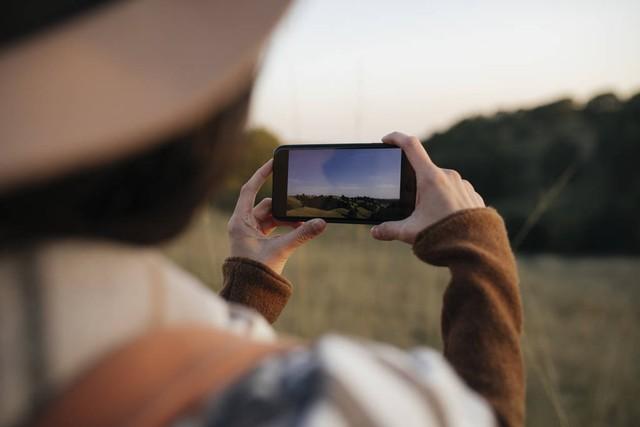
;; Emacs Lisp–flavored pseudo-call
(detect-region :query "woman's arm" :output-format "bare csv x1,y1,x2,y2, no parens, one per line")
221,159,326,323
372,132,524,427
413,208,524,427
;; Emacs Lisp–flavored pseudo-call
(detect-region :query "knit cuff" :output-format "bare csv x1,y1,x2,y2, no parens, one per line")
412,208,509,266
220,257,292,324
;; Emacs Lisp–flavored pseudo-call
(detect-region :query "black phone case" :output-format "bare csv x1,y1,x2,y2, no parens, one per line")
271,143,416,225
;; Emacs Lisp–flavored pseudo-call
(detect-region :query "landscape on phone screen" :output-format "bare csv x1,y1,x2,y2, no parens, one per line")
286,148,403,220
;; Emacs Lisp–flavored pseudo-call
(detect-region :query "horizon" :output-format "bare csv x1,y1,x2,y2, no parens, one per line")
249,0,640,143
290,193,399,201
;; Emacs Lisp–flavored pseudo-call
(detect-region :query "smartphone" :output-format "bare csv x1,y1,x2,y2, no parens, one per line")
272,143,416,224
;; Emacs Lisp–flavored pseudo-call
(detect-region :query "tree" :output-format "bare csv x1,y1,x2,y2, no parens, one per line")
212,128,281,210
423,91,640,253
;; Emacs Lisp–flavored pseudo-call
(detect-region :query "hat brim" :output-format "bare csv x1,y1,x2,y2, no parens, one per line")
0,0,291,192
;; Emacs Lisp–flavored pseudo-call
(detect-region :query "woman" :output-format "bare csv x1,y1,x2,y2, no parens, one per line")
0,0,524,426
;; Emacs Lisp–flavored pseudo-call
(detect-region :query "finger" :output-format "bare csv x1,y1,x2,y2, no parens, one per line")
382,132,436,179
370,220,403,241
461,179,475,199
252,198,303,234
252,197,273,222
474,192,485,207
234,159,273,215
460,179,483,206
253,198,302,227
442,168,462,181
260,217,302,235
276,218,326,251
257,216,278,235
462,181,477,205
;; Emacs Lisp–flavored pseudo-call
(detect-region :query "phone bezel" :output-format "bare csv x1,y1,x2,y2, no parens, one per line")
272,143,416,225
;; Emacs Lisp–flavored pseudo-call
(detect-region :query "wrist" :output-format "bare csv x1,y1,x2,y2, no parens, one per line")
228,246,286,276
221,257,292,323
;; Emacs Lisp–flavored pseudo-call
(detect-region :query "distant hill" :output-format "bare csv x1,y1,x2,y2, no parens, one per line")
424,92,640,253
287,194,404,221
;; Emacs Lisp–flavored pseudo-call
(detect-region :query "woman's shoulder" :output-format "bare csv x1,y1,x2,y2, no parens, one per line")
1,239,275,408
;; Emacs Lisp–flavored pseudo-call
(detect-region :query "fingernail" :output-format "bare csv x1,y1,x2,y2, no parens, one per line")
370,226,378,237
310,218,324,232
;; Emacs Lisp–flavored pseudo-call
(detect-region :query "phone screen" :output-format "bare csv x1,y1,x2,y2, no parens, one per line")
273,145,414,223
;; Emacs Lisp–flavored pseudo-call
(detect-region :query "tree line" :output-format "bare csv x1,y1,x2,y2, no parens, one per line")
214,92,640,254
426,92,640,253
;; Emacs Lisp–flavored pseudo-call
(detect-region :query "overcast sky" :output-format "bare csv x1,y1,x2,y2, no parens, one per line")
249,0,640,143
288,148,402,198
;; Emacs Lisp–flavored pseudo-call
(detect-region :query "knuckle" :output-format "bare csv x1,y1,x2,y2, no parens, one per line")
394,134,418,148
242,181,257,193
227,215,248,235
397,137,412,147
295,234,309,244
443,168,461,180
407,135,421,146
425,170,447,186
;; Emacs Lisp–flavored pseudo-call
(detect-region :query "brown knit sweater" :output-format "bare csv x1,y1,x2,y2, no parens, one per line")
221,208,524,427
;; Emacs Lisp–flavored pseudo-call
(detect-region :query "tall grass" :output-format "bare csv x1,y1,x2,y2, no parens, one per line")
165,208,640,427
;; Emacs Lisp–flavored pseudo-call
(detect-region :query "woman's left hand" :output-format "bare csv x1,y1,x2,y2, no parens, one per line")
227,159,327,275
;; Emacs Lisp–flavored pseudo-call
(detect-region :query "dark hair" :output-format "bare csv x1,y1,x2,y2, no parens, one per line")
0,88,251,249
2,0,119,48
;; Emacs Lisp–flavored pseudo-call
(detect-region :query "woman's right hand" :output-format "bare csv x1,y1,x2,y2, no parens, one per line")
227,159,327,275
370,131,485,245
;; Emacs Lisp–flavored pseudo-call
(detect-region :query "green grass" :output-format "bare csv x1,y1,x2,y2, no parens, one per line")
165,208,640,427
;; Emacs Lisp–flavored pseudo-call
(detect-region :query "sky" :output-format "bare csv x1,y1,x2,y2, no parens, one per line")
249,0,640,143
287,148,402,199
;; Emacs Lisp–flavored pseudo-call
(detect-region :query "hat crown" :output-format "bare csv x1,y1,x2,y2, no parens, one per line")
0,0,291,192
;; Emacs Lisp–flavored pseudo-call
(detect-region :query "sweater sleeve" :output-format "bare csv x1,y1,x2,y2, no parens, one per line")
412,208,525,427
220,257,292,324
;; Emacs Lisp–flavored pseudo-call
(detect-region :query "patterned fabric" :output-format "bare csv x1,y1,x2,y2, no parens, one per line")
176,335,495,427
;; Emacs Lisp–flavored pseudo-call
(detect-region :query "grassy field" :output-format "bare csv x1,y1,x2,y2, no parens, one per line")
165,208,640,427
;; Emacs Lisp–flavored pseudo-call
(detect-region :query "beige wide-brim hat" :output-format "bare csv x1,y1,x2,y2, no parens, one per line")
0,0,291,193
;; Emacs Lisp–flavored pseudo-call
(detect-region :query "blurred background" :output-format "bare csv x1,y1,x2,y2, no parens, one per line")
166,0,640,426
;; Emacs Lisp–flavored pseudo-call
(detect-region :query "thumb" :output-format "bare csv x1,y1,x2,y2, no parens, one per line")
370,221,403,241
278,218,327,252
